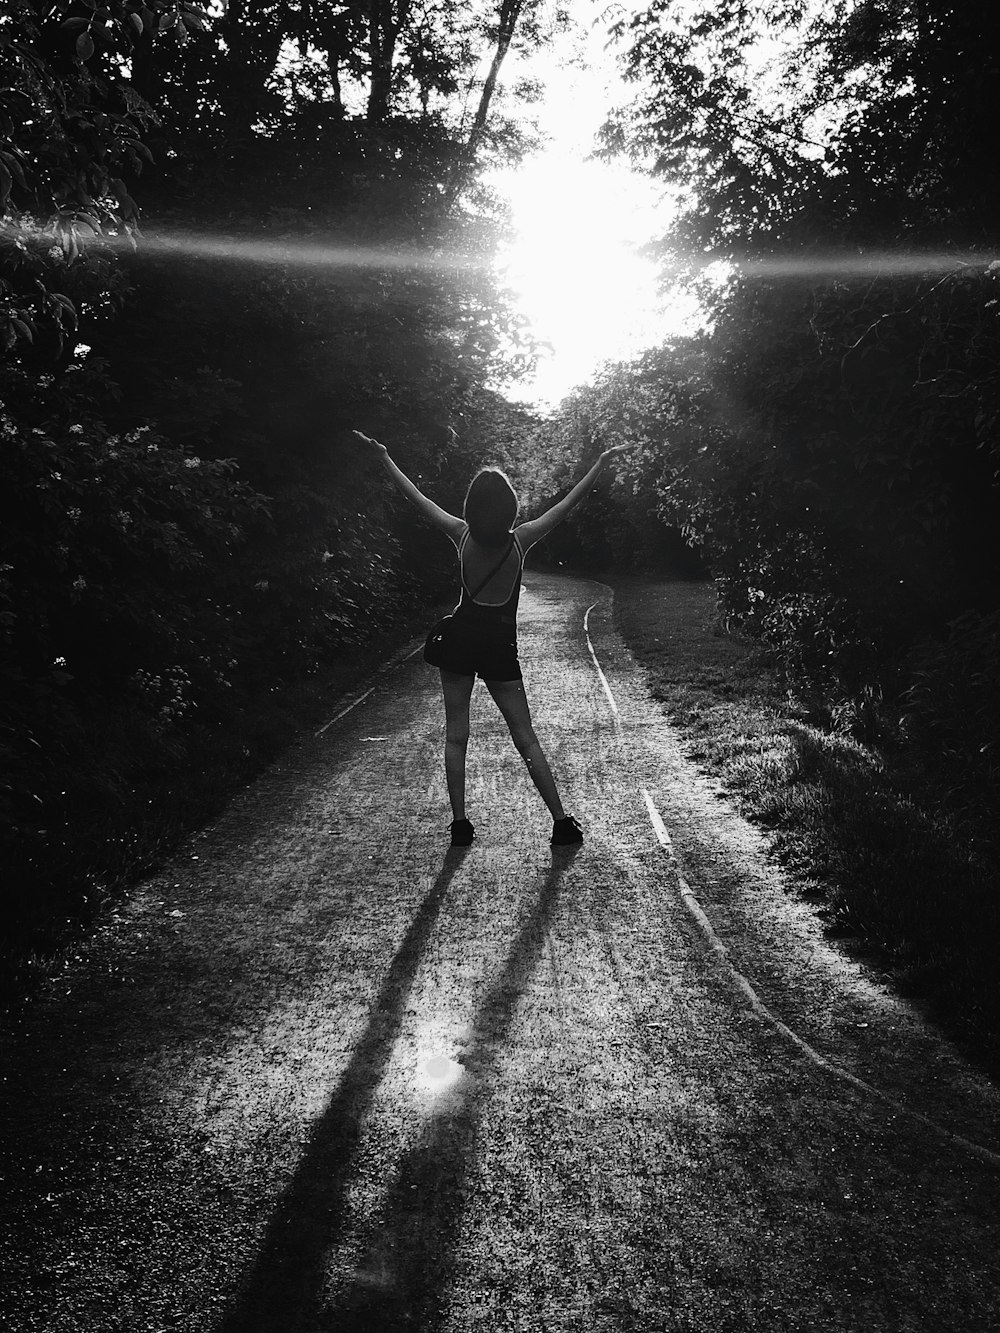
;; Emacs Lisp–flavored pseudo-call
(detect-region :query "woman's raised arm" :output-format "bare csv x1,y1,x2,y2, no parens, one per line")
352,431,465,541
516,443,636,550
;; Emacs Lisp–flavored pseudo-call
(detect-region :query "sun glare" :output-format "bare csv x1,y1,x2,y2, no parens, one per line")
414,1050,465,1097
490,3,695,407
496,154,688,406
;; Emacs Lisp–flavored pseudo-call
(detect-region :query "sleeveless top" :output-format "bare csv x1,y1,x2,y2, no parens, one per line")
453,526,524,626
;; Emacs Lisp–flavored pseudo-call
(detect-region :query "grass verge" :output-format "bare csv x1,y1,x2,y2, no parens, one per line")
610,574,1000,1074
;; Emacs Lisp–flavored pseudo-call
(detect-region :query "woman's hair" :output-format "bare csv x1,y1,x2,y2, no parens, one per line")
463,468,519,546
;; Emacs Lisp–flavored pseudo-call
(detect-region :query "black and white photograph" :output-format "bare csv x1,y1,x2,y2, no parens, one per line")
2,0,1000,1328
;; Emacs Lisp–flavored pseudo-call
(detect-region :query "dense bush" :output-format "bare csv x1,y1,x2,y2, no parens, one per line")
901,610,1000,802
0,356,252,939
520,356,709,575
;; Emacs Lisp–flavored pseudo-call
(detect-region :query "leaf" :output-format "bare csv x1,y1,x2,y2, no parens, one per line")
76,212,103,233
0,151,28,188
50,293,79,327
58,228,79,262
175,1,208,32
76,30,95,61
60,16,91,29
128,11,143,35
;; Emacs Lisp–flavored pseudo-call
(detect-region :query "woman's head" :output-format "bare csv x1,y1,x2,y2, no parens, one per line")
464,468,519,546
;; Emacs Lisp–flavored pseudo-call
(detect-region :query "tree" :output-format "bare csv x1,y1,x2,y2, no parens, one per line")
603,0,1000,259
121,0,560,207
1,0,210,355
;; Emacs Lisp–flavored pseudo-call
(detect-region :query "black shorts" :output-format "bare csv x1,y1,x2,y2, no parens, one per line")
433,614,522,681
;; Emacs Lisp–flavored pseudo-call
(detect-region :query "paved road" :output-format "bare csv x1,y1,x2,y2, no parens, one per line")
3,572,1000,1332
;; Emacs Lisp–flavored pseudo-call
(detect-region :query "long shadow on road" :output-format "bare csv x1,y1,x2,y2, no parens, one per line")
218,846,578,1332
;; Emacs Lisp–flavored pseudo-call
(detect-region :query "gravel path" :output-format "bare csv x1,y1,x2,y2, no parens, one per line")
3,572,1000,1332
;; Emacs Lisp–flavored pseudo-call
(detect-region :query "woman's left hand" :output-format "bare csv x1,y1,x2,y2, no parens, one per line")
351,430,388,455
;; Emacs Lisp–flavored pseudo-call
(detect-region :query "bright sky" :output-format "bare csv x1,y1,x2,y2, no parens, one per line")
490,3,698,408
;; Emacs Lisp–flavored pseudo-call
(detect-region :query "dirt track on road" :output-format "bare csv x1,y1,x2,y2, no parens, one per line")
3,571,1000,1332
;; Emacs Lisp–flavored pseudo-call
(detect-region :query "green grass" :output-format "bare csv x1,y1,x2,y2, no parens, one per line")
611,574,1000,1072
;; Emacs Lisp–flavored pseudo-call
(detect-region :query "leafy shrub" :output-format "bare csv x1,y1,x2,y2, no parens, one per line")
901,610,1000,796
0,360,267,862
541,261,1000,742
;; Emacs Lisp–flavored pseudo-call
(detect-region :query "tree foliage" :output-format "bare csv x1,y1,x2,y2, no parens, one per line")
582,0,1000,785
603,0,1000,258
0,0,212,352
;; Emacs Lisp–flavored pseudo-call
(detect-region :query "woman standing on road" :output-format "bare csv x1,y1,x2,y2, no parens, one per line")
352,430,632,848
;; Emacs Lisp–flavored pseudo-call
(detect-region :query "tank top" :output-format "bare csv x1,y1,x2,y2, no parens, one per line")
454,527,524,625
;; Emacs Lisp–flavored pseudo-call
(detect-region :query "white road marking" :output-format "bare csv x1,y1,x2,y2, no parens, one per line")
583,602,619,718
315,689,374,735
585,591,1000,1170
314,640,424,737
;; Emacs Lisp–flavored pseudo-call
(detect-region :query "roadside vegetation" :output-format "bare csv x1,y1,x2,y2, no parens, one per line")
1,0,558,995
611,575,1000,1071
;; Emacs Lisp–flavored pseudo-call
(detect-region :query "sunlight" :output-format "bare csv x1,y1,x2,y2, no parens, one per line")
495,154,693,406
488,2,695,406
413,1051,465,1096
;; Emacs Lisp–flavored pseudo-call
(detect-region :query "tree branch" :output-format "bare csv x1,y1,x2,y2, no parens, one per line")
442,0,524,208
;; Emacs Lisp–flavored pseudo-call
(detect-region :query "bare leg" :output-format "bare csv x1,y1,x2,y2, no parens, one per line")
440,670,475,820
484,678,566,820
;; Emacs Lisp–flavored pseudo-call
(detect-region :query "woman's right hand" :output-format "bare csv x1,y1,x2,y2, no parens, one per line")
351,429,388,455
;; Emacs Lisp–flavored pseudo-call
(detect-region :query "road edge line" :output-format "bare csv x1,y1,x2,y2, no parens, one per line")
314,640,424,737
584,601,619,718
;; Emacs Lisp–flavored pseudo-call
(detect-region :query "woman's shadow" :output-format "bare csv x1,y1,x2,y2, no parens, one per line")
218,844,579,1332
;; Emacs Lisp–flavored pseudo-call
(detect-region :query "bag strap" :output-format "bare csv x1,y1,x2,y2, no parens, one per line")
466,535,516,600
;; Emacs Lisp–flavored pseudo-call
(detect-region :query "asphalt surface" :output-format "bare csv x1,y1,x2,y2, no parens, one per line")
3,571,1000,1333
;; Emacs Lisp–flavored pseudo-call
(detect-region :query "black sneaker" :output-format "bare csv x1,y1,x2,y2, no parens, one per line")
551,815,583,846
450,818,475,846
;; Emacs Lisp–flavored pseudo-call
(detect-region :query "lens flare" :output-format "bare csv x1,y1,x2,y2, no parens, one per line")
141,229,491,272
0,219,489,273
4,218,992,284
675,251,997,281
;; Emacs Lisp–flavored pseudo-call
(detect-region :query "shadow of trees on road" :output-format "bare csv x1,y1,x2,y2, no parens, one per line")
218,846,577,1332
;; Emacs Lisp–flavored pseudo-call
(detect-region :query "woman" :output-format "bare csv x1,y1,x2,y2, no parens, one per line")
352,430,633,847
